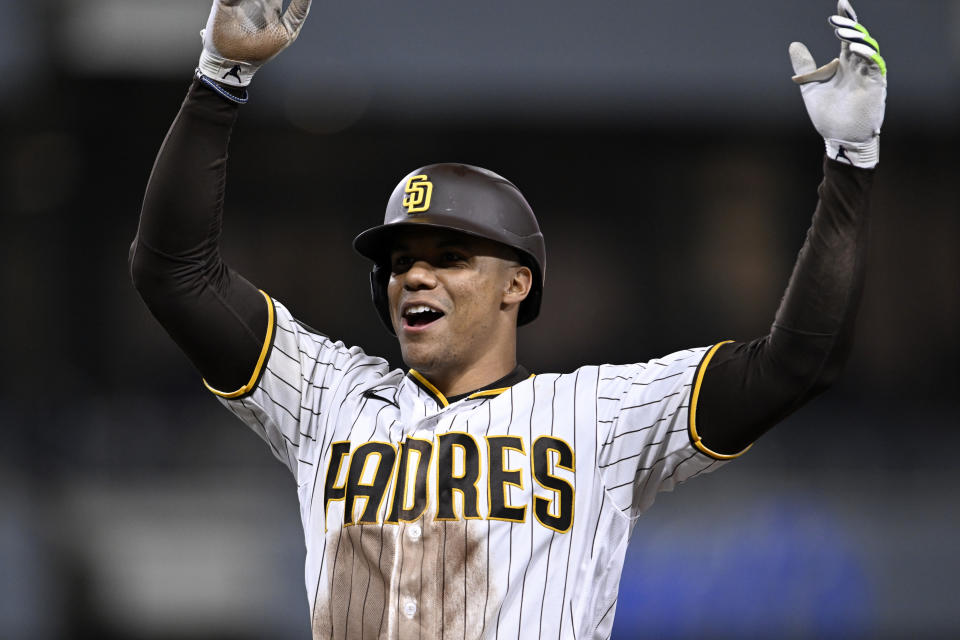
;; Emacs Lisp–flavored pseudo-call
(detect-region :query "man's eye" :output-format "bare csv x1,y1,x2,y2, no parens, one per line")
443,252,465,262
391,256,412,270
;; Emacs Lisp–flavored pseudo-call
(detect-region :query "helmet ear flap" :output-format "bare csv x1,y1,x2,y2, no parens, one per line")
370,265,395,335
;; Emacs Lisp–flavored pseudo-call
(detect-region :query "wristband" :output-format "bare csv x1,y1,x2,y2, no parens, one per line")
195,68,249,105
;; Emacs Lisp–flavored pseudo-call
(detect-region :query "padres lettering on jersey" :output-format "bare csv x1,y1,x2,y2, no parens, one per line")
322,434,575,532
212,296,747,640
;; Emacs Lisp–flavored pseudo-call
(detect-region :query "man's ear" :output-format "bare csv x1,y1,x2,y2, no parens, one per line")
503,264,533,305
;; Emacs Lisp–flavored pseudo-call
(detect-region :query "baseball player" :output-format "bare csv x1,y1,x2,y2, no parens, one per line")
130,0,886,638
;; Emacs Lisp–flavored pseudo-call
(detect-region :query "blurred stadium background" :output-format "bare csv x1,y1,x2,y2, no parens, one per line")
1,0,958,638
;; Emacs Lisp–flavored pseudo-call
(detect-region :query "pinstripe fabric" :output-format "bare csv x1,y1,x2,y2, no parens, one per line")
216,298,730,640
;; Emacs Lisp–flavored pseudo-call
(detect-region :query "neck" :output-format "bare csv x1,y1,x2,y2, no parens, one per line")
418,340,517,398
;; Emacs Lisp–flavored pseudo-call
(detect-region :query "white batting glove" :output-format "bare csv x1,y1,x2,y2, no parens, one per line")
789,0,887,168
198,0,312,88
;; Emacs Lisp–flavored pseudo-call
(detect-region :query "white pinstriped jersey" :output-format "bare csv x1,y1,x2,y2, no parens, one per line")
211,295,739,640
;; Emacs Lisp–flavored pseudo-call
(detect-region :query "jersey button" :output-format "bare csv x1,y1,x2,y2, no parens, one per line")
403,600,417,618
408,525,422,541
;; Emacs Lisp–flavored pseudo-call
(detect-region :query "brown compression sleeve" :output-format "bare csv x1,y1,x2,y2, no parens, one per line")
695,158,874,456
130,78,269,393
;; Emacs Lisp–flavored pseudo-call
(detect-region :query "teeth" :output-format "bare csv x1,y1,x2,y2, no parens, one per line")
406,304,438,315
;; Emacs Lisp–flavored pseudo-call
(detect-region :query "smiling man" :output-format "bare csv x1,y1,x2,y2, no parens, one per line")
385,226,530,395
131,1,887,638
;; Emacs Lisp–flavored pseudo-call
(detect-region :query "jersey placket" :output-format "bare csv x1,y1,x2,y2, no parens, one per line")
392,378,456,638
394,518,426,638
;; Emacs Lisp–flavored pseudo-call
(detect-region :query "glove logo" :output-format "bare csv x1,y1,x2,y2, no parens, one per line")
403,175,433,214
222,65,243,83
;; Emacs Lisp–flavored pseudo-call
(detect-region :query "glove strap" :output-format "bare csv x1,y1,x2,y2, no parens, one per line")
196,69,249,105
825,136,879,169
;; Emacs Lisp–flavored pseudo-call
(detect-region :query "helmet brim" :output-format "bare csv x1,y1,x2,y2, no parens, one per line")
353,214,537,266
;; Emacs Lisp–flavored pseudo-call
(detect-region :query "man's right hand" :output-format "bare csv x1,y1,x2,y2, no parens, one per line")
198,0,313,87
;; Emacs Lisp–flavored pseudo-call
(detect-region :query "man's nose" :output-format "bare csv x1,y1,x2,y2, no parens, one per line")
403,260,438,290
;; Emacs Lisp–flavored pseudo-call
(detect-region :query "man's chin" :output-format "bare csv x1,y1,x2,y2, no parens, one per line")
399,341,442,373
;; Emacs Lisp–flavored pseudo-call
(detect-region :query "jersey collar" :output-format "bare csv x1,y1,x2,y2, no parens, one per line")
406,365,532,408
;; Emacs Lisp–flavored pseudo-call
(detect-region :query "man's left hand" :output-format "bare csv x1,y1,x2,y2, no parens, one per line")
790,0,887,168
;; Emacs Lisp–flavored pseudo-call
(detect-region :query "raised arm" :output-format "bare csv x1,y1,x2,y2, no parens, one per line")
130,0,311,393
693,0,887,456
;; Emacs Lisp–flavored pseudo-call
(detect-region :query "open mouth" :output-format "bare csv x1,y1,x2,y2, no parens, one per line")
402,304,445,329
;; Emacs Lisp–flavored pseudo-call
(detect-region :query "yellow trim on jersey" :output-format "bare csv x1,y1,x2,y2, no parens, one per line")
689,340,753,460
467,388,510,399
408,369,450,407
203,290,275,399
467,374,536,399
